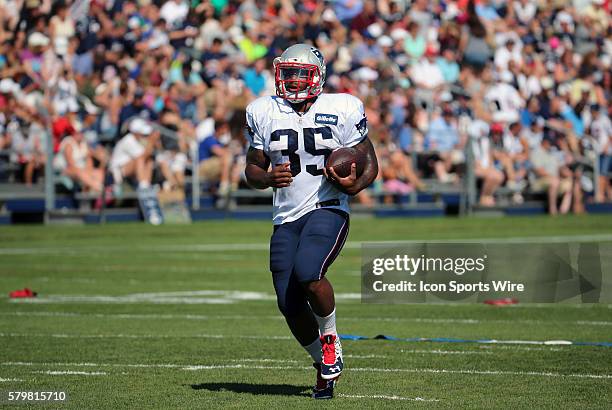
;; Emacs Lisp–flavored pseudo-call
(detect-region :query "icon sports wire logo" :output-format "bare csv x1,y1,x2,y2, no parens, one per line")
315,113,338,125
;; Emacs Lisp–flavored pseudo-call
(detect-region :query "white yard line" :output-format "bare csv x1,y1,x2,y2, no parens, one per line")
182,365,612,379
229,359,299,363
1,311,609,328
0,332,292,340
3,362,610,380
401,349,493,355
0,377,24,382
344,354,388,359
338,394,439,402
1,233,612,255
6,291,360,304
0,311,284,320
33,370,106,376
478,346,563,352
3,362,186,369
0,332,608,347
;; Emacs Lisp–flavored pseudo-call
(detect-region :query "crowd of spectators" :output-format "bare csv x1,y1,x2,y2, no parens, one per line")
0,0,610,214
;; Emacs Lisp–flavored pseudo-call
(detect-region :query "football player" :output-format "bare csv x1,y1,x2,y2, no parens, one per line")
244,44,378,399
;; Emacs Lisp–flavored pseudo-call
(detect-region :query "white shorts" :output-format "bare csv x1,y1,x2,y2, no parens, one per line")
156,151,188,173
109,134,145,170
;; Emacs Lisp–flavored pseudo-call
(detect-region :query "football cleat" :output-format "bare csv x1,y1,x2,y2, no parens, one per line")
320,334,343,380
312,363,339,399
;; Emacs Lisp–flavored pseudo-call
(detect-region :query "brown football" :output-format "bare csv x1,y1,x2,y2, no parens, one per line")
326,147,366,178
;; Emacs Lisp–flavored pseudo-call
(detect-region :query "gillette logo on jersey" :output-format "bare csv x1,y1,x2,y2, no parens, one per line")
315,114,339,126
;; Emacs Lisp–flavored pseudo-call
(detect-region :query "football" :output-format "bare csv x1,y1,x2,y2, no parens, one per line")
326,147,366,178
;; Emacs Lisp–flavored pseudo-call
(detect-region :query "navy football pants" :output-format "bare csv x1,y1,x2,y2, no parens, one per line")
269,208,350,317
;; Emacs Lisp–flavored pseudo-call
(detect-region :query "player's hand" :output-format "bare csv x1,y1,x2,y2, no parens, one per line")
324,163,358,194
267,163,293,188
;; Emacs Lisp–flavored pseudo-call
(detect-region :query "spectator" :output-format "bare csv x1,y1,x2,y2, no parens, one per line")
460,0,493,71
513,0,537,26
156,110,188,192
0,0,605,215
10,118,46,186
109,118,158,195
494,38,521,72
529,136,574,215
160,0,189,30
243,59,271,98
333,0,364,26
437,48,460,84
470,120,504,206
501,122,529,202
116,88,158,140
425,106,463,183
197,119,233,201
410,45,445,109
485,71,524,123
403,21,426,63
53,128,103,193
590,104,612,202
49,1,75,51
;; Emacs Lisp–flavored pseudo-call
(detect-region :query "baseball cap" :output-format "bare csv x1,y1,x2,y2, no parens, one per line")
425,45,438,57
377,36,393,48
0,78,18,94
28,32,49,47
490,123,504,133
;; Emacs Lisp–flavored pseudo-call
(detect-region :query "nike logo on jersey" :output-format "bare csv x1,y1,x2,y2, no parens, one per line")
315,113,338,126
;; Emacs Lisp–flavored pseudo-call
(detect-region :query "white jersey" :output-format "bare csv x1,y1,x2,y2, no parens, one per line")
246,93,368,225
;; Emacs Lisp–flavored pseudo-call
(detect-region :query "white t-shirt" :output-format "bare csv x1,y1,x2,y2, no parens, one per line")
591,115,612,155
410,60,445,90
54,136,88,171
503,132,524,155
246,93,368,225
160,0,189,29
485,83,524,123
110,133,145,170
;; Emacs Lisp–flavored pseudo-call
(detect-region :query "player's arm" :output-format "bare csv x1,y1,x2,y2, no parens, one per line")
245,147,293,189
326,137,378,196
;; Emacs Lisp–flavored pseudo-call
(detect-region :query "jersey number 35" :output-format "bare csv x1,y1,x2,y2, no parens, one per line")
271,126,332,177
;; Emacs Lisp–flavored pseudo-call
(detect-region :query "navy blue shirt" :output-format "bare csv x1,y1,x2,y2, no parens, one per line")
198,135,221,162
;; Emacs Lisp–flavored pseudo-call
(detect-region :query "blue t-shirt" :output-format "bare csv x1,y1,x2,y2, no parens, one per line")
243,68,266,96
198,135,221,161
425,118,459,152
476,5,500,21
436,57,459,83
398,126,413,152
334,0,363,22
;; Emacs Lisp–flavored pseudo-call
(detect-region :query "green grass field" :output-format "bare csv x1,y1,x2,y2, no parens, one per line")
1,215,611,408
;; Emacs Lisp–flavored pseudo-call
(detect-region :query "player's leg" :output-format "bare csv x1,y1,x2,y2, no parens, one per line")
269,221,321,362
294,208,350,381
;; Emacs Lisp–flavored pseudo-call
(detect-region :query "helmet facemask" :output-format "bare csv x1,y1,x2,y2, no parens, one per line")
274,60,322,103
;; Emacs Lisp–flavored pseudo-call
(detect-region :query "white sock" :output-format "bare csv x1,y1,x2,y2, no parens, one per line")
303,337,322,363
314,308,337,336
111,167,123,185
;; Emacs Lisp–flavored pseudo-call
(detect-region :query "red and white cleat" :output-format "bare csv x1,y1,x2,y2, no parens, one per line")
319,334,343,380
